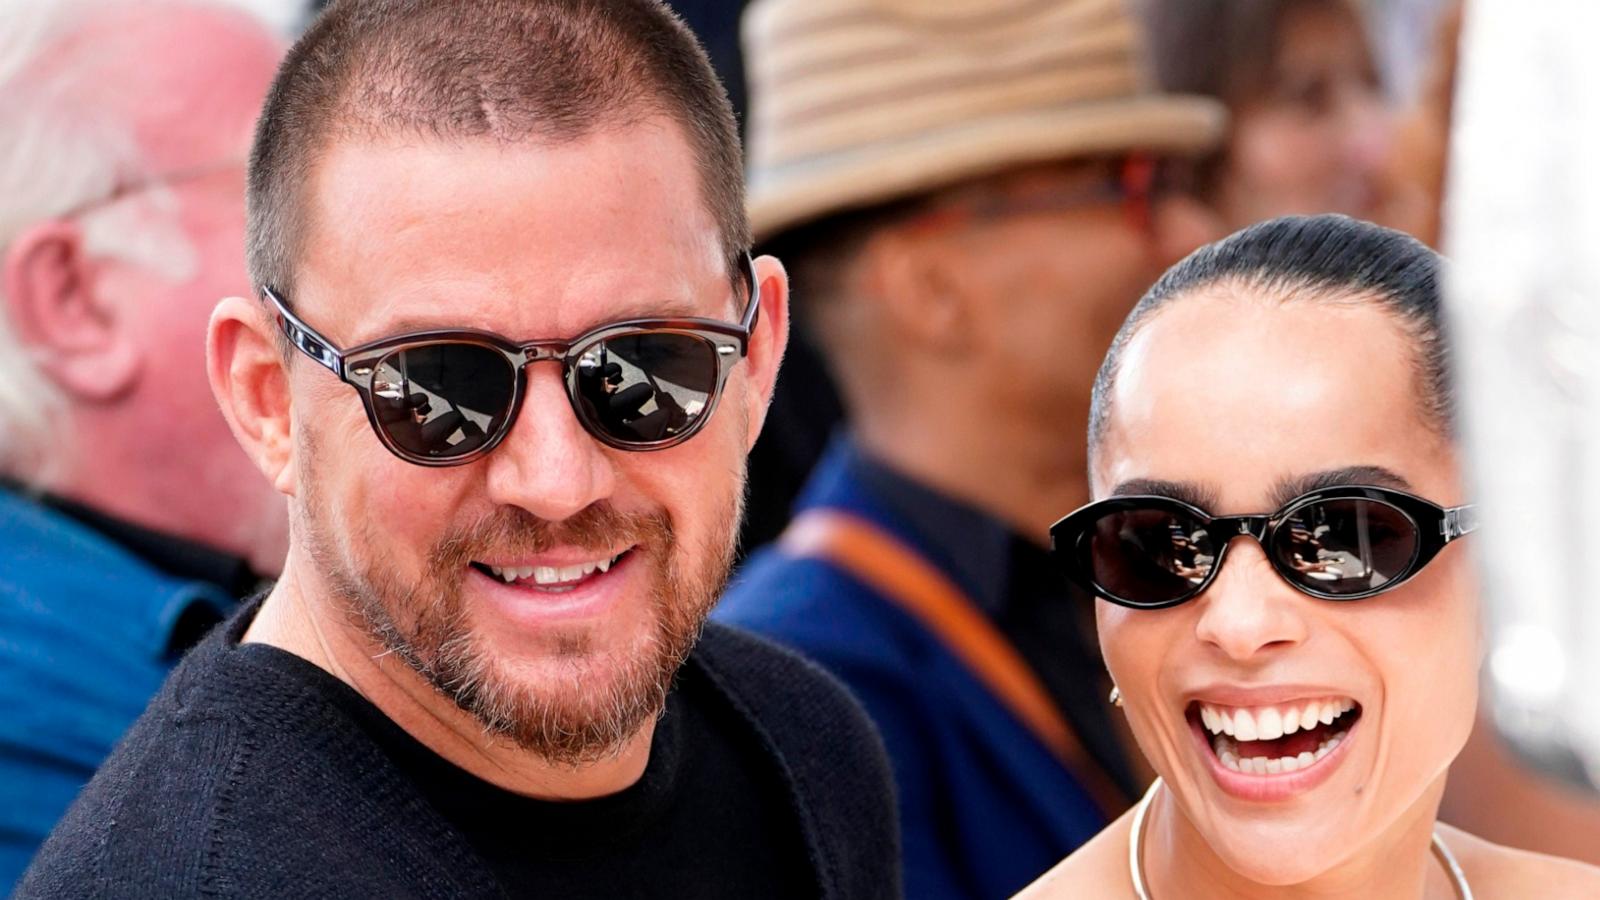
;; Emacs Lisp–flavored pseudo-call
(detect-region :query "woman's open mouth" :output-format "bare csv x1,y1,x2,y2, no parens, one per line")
1186,697,1362,799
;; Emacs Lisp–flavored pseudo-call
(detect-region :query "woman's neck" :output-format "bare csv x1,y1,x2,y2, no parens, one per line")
1142,779,1463,900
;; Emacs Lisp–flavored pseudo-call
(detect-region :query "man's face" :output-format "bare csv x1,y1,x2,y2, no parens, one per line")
85,9,287,568
285,123,763,763
925,161,1219,425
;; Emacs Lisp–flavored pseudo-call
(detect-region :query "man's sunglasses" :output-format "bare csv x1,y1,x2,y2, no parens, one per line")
261,254,760,466
1049,486,1477,610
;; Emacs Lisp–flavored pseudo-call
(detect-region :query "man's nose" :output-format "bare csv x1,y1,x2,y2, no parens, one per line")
1192,539,1311,663
482,365,616,522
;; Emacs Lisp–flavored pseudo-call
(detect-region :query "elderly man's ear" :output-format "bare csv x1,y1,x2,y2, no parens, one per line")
208,295,297,496
3,221,142,401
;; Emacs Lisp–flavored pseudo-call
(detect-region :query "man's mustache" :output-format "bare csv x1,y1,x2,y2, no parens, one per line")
429,503,674,569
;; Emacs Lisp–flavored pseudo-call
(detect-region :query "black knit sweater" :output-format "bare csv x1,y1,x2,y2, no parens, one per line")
17,603,901,898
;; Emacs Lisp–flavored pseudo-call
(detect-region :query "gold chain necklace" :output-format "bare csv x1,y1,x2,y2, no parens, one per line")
1127,779,1474,900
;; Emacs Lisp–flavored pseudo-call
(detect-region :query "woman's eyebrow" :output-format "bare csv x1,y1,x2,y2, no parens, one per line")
1109,478,1219,510
1271,465,1414,507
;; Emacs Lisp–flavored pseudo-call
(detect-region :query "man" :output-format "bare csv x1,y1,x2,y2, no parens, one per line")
0,0,287,889
715,0,1227,897
18,1,897,897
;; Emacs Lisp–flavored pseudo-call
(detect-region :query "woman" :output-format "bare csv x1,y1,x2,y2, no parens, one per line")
1019,215,1600,898
1139,0,1417,231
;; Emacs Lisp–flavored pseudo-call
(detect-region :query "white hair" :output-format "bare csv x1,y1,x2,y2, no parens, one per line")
0,0,205,482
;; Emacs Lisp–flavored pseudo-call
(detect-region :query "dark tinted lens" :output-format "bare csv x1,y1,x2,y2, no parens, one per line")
1272,498,1419,596
573,332,719,445
367,343,515,459
1086,506,1217,605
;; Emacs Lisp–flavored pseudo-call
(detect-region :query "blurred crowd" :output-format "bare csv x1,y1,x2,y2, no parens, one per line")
0,0,1593,897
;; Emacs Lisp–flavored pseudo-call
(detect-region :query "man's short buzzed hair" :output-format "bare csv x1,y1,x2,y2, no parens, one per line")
247,0,748,298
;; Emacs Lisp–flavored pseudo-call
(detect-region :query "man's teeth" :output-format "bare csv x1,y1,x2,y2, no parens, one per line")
1213,730,1345,775
487,557,614,585
1198,697,1355,741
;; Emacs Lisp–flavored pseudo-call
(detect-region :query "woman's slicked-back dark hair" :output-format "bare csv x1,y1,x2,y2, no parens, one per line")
1088,214,1449,456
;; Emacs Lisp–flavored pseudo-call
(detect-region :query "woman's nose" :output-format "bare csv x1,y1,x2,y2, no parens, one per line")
1192,538,1312,662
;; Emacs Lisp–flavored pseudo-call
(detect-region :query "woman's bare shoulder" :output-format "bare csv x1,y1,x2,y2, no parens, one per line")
1438,823,1600,898
1012,809,1136,899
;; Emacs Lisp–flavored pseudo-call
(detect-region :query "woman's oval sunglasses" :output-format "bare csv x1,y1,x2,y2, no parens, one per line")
1049,486,1477,609
261,254,760,466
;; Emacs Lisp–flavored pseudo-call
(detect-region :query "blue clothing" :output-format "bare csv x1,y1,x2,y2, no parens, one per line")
716,438,1130,900
0,489,235,894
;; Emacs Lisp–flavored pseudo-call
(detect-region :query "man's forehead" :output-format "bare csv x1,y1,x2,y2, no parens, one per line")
292,128,729,342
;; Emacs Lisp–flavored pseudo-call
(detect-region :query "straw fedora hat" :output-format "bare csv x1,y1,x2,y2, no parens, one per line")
743,0,1228,242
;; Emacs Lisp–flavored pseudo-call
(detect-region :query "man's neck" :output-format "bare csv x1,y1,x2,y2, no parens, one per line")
854,403,1089,546
243,553,656,801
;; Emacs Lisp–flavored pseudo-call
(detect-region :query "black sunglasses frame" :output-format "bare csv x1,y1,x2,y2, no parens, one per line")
261,254,761,466
1049,485,1478,609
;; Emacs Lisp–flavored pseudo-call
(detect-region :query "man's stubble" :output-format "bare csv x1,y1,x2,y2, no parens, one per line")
293,427,746,766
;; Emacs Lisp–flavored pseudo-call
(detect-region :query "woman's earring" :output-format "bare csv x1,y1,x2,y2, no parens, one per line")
1109,685,1124,707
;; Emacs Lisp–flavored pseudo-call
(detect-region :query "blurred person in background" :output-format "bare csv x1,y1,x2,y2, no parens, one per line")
1138,0,1422,232
714,0,1227,896
1389,0,1600,864
0,0,285,888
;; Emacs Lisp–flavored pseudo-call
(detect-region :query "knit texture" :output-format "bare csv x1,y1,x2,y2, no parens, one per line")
17,603,901,899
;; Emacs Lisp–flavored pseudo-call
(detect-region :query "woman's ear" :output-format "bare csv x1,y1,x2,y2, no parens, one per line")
208,295,297,496
3,220,143,402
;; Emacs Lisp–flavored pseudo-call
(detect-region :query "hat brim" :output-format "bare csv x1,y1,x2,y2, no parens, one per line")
748,95,1226,243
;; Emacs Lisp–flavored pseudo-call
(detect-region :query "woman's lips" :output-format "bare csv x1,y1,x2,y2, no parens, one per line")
1186,697,1362,802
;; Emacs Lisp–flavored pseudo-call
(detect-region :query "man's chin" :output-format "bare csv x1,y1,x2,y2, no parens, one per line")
437,626,682,764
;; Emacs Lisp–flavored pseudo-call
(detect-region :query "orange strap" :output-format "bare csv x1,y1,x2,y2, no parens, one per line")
779,508,1128,819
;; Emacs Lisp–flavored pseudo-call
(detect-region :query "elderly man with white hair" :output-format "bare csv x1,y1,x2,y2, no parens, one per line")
0,0,286,888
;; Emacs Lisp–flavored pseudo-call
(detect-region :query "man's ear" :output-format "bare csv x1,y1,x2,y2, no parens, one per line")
3,220,142,401
208,295,297,496
859,225,977,355
741,254,791,451
1149,193,1227,268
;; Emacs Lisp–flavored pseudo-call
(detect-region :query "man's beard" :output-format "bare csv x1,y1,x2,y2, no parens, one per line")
297,448,742,766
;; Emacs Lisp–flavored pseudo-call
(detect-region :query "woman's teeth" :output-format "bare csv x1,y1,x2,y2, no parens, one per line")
1198,698,1355,741
1213,731,1345,774
487,556,614,585
1196,697,1359,776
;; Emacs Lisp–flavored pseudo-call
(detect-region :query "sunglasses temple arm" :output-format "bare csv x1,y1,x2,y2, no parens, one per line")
1442,504,1478,542
738,252,762,340
260,285,345,377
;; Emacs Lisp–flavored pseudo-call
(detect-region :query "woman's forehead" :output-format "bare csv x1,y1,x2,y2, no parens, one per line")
1096,295,1448,507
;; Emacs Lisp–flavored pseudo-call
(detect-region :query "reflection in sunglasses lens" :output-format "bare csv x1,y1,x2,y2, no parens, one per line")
574,333,720,444
1272,499,1418,595
370,343,516,459
1089,508,1216,605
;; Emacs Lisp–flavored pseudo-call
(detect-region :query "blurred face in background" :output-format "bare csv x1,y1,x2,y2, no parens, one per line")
1214,0,1396,227
2,5,287,572
1092,288,1478,886
893,158,1222,433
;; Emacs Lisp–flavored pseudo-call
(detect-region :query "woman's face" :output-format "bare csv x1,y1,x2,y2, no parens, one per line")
1217,2,1395,227
1093,290,1479,885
